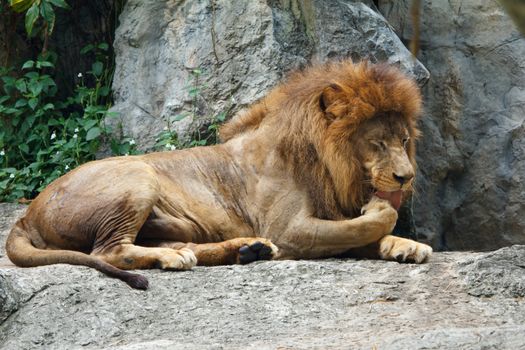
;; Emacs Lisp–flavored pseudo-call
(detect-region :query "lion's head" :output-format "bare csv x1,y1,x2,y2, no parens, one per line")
220,61,422,219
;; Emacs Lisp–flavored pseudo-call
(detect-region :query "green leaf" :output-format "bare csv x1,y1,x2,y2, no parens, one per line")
38,60,54,68
42,103,54,110
85,127,101,141
25,3,39,36
4,108,20,114
10,0,35,13
48,118,60,126
40,75,56,88
26,114,36,127
15,79,27,93
97,43,109,50
47,0,70,9
28,98,38,110
40,1,55,34
172,114,188,122
80,44,94,55
29,81,43,96
99,86,110,96
24,72,39,79
2,76,16,87
82,119,98,131
22,60,35,69
91,61,103,77
216,112,226,122
105,111,119,118
15,99,27,108
19,144,29,153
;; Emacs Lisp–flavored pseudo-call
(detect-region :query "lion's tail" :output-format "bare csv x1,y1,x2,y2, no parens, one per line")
5,221,148,290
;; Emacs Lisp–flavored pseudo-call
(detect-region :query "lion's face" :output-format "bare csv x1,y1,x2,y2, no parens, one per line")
355,114,415,194
317,74,420,213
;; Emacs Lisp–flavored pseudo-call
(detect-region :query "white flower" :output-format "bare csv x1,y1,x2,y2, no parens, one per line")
129,139,135,145
170,145,176,151
163,126,168,131
9,173,14,179
73,134,78,139
124,153,129,156
165,143,172,149
65,165,69,170
50,132,56,140
77,73,83,78
74,128,79,133
56,151,60,155
0,150,4,156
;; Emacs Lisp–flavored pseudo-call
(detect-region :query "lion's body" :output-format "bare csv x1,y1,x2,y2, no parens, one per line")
6,61,432,289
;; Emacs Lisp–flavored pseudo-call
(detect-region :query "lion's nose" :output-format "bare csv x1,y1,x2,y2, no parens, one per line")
393,173,413,185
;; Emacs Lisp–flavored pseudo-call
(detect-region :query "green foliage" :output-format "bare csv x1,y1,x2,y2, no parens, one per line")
9,0,69,36
0,44,136,202
154,69,228,151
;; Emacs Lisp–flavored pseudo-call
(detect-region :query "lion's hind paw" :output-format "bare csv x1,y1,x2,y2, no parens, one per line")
158,247,197,270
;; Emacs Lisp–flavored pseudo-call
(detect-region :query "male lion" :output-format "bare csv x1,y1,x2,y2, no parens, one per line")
6,61,432,289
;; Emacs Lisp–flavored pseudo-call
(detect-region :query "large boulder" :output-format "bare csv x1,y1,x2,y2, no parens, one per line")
1,203,525,349
378,1,525,250
110,0,428,150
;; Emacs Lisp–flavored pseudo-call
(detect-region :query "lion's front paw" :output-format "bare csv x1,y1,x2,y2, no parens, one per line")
158,248,197,270
361,196,394,215
378,235,432,264
361,196,398,237
238,239,279,264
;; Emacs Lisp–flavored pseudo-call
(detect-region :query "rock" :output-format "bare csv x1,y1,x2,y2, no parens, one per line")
110,0,428,150
0,204,26,259
377,1,525,250
1,204,525,349
458,245,525,298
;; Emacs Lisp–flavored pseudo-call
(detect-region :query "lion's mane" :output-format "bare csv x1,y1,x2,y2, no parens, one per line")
220,61,422,220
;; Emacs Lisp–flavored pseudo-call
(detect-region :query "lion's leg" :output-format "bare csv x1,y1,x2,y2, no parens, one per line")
139,237,278,266
87,177,197,271
277,197,398,259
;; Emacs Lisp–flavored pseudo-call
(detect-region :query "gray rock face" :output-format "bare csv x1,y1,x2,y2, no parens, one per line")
2,204,525,350
110,0,428,150
378,0,525,250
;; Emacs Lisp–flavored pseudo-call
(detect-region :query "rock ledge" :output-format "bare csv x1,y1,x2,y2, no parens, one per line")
1,204,524,350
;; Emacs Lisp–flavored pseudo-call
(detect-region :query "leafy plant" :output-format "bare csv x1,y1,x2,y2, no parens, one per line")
154,68,228,151
0,44,135,202
9,0,70,53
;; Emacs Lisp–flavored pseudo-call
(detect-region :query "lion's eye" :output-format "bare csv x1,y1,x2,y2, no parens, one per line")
370,140,387,151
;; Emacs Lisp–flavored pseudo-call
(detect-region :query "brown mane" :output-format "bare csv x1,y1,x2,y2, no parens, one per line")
222,60,422,219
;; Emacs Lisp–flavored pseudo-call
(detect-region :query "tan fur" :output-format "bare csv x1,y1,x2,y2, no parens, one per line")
6,60,432,289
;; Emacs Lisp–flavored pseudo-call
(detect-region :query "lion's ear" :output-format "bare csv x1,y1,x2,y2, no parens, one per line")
320,83,346,120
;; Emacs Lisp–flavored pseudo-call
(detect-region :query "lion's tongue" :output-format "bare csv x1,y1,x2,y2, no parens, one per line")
375,190,403,211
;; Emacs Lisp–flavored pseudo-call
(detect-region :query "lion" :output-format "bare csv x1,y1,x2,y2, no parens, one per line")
6,60,432,289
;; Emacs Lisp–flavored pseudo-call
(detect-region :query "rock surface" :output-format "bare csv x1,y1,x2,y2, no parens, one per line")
2,204,525,350
110,0,428,150
378,0,525,250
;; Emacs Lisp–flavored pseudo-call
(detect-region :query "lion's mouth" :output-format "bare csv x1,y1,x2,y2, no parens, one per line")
374,190,404,211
